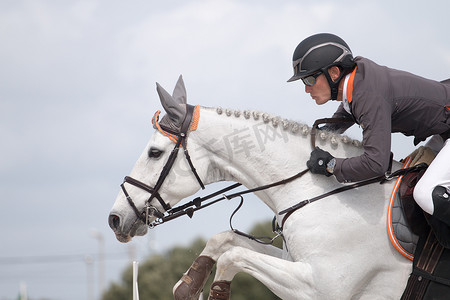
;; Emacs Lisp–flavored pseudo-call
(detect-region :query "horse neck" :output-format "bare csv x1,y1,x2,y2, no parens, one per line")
189,107,365,209
192,107,302,182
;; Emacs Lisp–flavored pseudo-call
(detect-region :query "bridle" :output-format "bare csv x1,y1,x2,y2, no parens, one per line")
120,104,205,227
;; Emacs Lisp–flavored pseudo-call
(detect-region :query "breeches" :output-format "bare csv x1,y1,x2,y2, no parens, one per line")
414,138,450,215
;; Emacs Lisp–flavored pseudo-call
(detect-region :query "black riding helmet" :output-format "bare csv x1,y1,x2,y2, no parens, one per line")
288,33,356,100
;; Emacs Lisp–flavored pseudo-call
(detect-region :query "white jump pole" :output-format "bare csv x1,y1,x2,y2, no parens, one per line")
133,261,140,300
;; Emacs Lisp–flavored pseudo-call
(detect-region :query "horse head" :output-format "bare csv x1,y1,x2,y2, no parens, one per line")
109,75,207,243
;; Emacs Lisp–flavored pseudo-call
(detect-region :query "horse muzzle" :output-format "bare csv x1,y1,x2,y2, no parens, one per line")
108,211,149,243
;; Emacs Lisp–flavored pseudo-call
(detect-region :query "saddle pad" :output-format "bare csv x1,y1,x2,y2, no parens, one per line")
387,156,419,261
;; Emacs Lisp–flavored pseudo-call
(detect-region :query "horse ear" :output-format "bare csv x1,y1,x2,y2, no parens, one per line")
156,81,186,127
172,75,187,105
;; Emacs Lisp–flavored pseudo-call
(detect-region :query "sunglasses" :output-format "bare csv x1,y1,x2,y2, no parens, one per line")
301,71,322,86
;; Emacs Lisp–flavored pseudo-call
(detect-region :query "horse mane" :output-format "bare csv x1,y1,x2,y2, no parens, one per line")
210,106,362,148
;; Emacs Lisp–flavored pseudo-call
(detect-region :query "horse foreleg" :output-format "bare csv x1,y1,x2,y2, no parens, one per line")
200,230,284,260
173,255,216,300
173,231,284,300
209,246,314,300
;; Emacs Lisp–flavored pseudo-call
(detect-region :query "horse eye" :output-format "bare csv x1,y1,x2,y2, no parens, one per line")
148,148,163,159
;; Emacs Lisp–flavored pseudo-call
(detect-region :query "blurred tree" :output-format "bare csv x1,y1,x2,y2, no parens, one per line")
102,220,282,300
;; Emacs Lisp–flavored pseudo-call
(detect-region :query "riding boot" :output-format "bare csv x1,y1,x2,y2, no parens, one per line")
427,185,450,248
432,185,450,226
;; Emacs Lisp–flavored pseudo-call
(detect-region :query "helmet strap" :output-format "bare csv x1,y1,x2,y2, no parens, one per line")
322,66,347,100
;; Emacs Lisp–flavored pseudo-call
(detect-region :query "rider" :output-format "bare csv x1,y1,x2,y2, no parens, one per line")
287,33,450,235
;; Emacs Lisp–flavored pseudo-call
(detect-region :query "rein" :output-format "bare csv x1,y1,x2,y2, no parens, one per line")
278,118,428,229
152,168,310,229
278,174,386,227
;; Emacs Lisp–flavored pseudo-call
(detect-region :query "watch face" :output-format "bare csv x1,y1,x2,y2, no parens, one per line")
327,158,336,173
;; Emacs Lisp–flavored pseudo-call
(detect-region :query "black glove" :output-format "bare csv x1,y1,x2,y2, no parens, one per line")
306,147,334,177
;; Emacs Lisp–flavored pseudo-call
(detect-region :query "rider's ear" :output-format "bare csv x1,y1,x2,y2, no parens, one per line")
328,66,341,82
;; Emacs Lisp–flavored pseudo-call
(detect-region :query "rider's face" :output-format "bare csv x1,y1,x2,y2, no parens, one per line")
304,73,331,105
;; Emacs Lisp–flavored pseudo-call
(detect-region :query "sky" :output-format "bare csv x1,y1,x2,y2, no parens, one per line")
1,0,450,299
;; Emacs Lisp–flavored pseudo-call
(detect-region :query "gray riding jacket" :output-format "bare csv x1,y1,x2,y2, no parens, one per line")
330,57,450,183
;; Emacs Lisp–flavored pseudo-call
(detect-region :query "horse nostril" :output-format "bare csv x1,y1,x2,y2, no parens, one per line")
108,214,121,231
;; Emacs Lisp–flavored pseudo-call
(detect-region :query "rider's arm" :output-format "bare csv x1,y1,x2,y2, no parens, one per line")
333,91,392,183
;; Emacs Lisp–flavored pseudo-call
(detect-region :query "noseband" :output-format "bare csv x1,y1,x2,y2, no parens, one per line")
120,104,205,227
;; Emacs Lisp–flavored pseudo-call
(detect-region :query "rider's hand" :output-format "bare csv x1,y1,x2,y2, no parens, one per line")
306,147,335,177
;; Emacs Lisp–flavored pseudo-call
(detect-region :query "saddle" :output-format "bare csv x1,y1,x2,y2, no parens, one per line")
388,147,450,299
388,160,428,260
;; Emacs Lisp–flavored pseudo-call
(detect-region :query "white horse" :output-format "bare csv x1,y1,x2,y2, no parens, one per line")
109,76,412,299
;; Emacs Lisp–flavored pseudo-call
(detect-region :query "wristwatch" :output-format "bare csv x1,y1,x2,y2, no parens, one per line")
326,158,336,174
